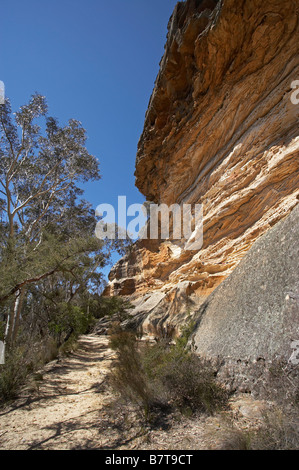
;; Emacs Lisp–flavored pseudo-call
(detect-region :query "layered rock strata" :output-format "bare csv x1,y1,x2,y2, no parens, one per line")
105,0,299,337
193,203,299,362
192,203,299,396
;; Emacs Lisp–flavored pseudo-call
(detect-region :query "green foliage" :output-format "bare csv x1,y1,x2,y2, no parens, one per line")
0,93,129,310
108,317,229,421
0,341,42,403
48,303,94,345
109,323,152,419
157,353,228,415
97,296,134,322
0,93,132,404
0,348,28,402
175,316,196,351
0,334,61,403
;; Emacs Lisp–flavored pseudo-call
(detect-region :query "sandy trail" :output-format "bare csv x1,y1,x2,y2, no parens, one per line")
0,335,122,450
0,334,271,450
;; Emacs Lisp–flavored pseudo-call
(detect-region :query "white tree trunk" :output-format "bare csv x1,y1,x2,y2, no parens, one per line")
4,288,25,346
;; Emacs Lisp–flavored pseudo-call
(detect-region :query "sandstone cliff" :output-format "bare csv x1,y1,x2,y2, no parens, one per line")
105,0,299,340
193,202,299,392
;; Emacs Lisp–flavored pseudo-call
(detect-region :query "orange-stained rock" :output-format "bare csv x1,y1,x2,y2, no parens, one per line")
105,0,299,334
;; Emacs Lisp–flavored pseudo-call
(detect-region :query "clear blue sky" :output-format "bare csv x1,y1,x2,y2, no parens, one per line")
1,0,178,272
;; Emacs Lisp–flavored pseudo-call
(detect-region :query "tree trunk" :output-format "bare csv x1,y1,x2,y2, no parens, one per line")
11,287,26,344
4,298,18,347
4,287,26,346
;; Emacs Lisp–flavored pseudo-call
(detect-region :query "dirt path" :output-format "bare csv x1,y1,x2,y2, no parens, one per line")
0,334,272,450
0,335,123,450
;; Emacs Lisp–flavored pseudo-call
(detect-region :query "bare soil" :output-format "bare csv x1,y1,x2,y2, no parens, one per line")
0,334,271,450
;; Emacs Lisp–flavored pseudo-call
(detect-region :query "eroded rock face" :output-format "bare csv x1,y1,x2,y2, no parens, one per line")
106,0,299,335
192,203,299,396
193,203,299,361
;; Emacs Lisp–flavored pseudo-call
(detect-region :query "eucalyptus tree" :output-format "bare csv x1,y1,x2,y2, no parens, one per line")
0,93,111,346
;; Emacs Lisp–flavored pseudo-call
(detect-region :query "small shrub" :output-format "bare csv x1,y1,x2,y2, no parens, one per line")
210,409,299,450
175,317,196,350
108,318,229,421
0,346,31,402
250,409,299,450
158,353,229,415
98,297,134,322
109,323,152,419
49,303,94,346
0,334,61,405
